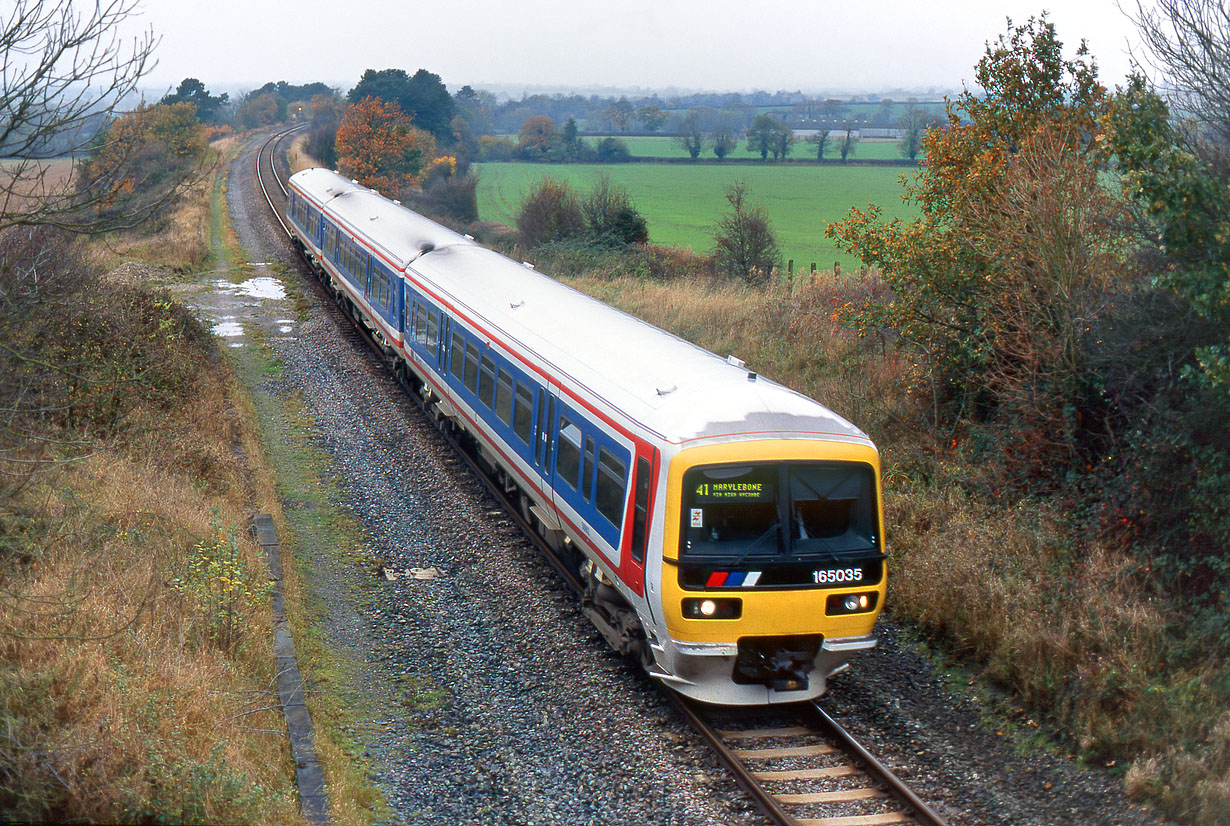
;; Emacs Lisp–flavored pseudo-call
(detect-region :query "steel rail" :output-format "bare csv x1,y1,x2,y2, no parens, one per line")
255,125,305,238
808,702,949,826
668,694,799,826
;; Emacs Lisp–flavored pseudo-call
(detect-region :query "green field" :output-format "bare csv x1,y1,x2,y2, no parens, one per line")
498,134,917,161
586,135,911,161
475,162,920,272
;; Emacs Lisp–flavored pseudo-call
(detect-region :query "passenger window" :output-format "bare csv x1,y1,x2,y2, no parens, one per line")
595,447,627,528
631,457,651,563
582,437,595,502
450,330,465,380
513,384,533,443
478,354,496,408
464,342,480,393
556,417,582,490
426,311,438,350
495,370,513,425
415,305,428,344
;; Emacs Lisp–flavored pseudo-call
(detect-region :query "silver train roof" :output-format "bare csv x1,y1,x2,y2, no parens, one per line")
292,168,474,269
291,168,870,448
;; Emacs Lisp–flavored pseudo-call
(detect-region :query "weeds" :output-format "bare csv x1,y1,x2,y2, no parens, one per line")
171,516,271,656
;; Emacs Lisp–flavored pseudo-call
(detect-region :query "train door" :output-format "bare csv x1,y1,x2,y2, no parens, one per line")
438,317,450,374
534,389,555,480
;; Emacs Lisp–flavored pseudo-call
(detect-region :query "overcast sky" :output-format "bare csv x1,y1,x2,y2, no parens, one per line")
130,0,1150,98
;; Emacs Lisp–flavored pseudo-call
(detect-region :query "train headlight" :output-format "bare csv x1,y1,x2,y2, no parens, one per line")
825,592,879,616
682,597,742,619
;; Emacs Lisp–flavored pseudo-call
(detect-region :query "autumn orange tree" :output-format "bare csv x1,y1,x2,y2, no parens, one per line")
826,16,1126,474
76,101,209,227
335,97,437,197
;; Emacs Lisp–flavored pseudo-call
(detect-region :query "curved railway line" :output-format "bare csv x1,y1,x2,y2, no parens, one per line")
253,127,947,826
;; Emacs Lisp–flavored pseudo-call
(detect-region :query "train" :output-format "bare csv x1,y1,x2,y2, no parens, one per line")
285,167,887,705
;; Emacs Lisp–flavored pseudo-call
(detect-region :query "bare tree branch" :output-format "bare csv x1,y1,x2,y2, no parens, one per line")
1129,0,1230,145
0,0,205,235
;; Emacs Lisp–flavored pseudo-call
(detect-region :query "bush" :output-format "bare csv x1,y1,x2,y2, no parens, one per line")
0,228,210,469
582,175,648,247
75,102,208,229
0,227,297,823
477,135,515,161
305,120,337,168
515,178,584,247
711,181,781,283
412,173,479,224
596,137,631,162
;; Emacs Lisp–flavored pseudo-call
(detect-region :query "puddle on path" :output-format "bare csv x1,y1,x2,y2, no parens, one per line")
212,317,243,337
194,272,293,349
213,275,287,300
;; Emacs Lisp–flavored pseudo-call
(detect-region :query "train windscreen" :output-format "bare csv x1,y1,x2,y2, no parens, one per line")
680,462,878,561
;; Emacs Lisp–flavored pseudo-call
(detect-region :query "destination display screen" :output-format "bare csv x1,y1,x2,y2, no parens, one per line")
691,476,775,503
680,462,879,561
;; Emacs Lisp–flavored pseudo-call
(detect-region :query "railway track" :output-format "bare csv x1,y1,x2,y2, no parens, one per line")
254,132,947,826
673,697,948,826
254,125,303,237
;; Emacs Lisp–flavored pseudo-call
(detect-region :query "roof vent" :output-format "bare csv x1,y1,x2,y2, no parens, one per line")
351,179,358,184
656,384,677,396
726,354,746,369
463,233,475,240
393,199,401,205
747,371,758,382
510,299,525,309
522,261,535,269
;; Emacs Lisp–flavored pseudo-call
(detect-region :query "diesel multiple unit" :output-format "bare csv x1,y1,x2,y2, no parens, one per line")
286,168,886,705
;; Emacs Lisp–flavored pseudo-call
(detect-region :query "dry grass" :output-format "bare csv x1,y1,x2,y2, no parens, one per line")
563,267,1229,826
92,137,241,274
0,131,303,822
288,135,316,174
0,328,299,822
0,459,295,822
562,268,907,432
888,479,1230,824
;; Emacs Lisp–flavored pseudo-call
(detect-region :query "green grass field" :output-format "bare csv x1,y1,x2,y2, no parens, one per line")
499,134,917,161
475,162,920,272
585,135,911,161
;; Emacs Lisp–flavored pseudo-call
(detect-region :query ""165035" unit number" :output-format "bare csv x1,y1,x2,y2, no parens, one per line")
813,568,864,585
